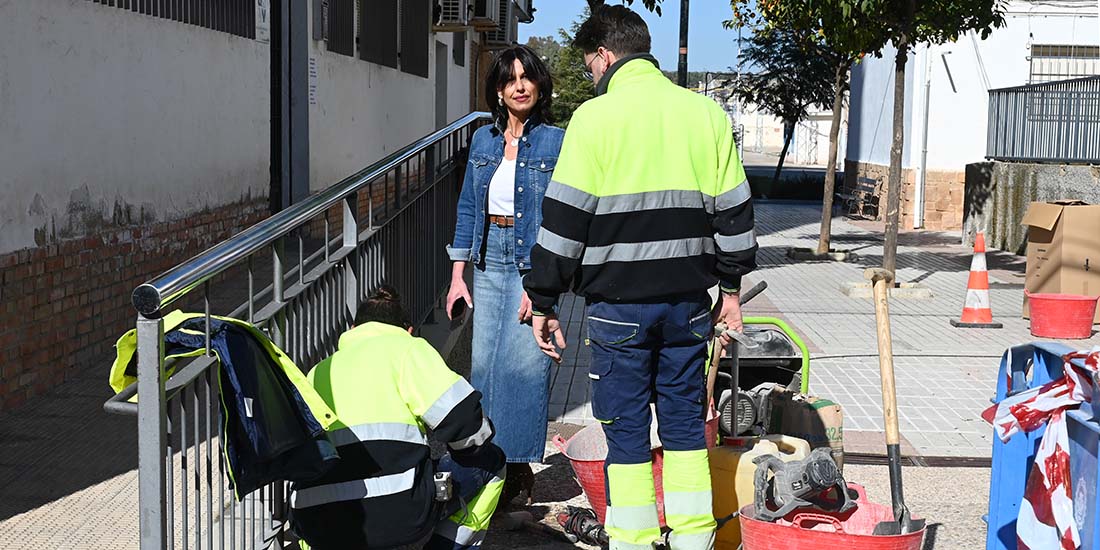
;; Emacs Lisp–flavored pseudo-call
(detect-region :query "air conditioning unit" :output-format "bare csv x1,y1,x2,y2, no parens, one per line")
435,0,471,31
483,0,515,49
470,0,501,31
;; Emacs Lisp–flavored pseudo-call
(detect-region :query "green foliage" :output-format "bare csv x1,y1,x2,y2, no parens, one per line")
726,0,1008,60
525,13,594,127
732,27,838,125
588,0,665,16
528,1,665,127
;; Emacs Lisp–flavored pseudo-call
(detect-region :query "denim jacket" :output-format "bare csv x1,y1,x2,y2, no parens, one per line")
447,121,565,269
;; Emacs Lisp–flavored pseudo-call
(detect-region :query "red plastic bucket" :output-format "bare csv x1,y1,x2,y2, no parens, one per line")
552,425,669,526
740,484,924,550
1027,291,1099,339
552,419,718,527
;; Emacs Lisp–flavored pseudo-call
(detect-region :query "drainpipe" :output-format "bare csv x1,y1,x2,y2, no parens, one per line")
914,46,934,229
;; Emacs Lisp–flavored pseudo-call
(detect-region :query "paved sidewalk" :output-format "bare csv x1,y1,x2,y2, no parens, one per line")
3,201,1098,548
547,202,1100,458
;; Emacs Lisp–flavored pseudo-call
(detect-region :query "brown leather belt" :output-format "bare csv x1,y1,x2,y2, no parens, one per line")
489,215,515,227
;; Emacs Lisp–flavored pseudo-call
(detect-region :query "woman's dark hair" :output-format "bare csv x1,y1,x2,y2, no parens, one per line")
485,45,554,129
355,285,411,329
574,5,651,55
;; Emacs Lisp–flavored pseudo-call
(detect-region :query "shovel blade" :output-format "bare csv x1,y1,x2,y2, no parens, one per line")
872,521,902,536
873,517,926,536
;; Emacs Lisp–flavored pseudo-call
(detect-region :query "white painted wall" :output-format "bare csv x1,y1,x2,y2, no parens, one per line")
846,2,1099,172
846,42,915,168
308,24,477,191
0,1,270,255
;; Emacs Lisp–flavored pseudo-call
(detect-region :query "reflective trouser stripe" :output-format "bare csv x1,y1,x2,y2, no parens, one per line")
606,462,661,547
426,522,487,550
669,530,716,550
425,467,506,550
663,449,717,546
610,541,658,550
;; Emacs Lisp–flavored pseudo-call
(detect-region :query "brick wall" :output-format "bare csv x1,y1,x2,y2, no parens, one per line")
0,199,268,411
844,160,965,231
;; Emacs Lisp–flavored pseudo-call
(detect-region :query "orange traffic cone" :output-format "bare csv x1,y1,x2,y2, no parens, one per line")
950,232,1003,328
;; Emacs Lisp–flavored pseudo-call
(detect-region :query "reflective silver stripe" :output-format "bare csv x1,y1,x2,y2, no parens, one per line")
667,530,716,550
328,422,427,447
448,417,493,451
596,189,707,215
663,491,714,518
609,540,658,550
583,237,714,265
422,378,476,429
545,180,599,213
290,467,416,508
606,504,661,532
537,227,585,259
434,520,487,547
714,229,756,253
715,181,751,211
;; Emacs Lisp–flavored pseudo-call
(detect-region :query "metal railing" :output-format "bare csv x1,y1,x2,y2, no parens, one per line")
105,112,490,549
986,75,1100,164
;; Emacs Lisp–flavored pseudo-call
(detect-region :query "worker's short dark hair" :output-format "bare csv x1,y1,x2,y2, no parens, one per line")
355,285,411,329
573,4,651,56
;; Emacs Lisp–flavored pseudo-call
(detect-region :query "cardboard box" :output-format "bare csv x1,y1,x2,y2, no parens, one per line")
1021,201,1100,322
766,390,844,469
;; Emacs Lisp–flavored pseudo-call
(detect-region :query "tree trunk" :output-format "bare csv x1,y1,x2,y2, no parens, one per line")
772,122,795,186
817,59,850,256
883,43,910,279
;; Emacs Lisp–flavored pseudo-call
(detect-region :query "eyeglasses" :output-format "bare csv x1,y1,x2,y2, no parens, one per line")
582,54,599,82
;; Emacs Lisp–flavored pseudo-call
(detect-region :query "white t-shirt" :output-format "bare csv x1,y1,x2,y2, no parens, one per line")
488,158,516,216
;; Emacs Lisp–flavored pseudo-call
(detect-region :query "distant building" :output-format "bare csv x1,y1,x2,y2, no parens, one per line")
844,0,1099,231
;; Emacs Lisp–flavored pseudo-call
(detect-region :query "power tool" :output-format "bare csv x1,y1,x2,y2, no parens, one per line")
753,447,856,522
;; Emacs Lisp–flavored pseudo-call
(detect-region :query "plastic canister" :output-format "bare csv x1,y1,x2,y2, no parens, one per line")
710,434,812,549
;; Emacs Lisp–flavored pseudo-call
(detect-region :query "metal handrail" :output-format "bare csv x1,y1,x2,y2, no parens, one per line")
986,76,1100,164
987,74,1100,93
132,111,491,317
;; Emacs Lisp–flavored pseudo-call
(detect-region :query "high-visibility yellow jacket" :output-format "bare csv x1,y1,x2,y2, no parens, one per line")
524,54,756,311
288,322,498,549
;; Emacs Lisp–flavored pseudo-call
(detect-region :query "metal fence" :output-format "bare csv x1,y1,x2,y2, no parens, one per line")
986,75,1100,164
104,112,490,549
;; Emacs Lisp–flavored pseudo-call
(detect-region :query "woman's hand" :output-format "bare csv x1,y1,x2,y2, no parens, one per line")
446,262,472,320
518,291,533,324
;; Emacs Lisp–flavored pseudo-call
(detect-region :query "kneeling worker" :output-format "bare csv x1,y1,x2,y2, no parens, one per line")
289,286,507,549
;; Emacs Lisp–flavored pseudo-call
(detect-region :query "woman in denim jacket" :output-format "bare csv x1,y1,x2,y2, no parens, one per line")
445,46,563,501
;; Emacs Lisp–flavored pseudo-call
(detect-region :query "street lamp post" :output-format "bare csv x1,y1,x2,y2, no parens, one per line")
678,0,689,87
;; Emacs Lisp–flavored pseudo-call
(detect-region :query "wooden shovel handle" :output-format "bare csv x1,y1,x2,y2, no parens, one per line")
865,268,901,447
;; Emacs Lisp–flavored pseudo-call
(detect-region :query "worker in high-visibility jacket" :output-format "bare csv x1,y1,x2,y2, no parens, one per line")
523,6,757,550
289,286,507,550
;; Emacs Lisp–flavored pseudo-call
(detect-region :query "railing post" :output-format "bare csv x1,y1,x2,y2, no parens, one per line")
136,314,168,550
272,239,288,348
343,191,360,318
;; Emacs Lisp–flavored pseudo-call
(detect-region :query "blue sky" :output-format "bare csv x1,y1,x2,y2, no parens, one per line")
519,1,746,72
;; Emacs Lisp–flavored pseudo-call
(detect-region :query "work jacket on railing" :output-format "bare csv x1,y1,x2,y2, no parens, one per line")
110,311,341,499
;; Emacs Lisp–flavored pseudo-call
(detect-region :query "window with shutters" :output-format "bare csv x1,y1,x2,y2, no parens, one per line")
400,0,431,78
1028,44,1100,84
453,31,467,67
361,0,399,69
327,0,356,56
86,0,256,39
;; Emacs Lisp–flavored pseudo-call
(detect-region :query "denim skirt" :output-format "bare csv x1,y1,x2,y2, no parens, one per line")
471,224,552,463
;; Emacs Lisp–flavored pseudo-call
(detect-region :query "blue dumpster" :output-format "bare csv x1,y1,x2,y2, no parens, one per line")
986,343,1073,550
